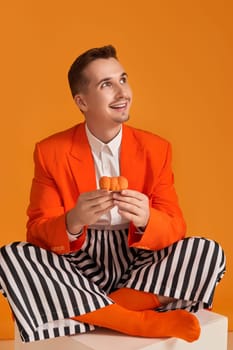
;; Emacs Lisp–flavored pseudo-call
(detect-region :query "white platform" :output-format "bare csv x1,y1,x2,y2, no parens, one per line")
14,310,228,350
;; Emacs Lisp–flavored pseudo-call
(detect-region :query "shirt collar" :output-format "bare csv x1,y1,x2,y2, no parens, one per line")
85,123,122,156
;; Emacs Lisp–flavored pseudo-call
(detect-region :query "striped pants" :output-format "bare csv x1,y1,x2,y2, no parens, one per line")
0,227,226,342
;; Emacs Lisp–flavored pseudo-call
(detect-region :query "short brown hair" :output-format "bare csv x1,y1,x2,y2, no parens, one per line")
68,45,118,97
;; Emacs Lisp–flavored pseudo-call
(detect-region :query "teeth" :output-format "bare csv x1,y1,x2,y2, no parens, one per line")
110,103,127,108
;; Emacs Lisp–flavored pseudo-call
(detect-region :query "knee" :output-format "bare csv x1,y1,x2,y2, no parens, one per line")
185,236,226,269
0,242,27,261
210,239,226,270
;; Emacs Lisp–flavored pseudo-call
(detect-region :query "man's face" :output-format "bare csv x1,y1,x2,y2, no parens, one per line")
75,57,132,131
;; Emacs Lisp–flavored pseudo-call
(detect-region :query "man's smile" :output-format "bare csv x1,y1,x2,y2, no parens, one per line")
109,99,130,110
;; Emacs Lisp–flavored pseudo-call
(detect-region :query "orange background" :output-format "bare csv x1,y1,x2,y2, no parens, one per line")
0,0,232,339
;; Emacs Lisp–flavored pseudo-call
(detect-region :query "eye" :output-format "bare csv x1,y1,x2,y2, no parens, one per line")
120,76,127,84
101,81,112,88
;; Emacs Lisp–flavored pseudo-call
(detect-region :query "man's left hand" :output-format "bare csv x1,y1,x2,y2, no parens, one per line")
112,190,150,229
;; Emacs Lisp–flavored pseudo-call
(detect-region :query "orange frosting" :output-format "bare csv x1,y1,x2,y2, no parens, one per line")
99,176,128,191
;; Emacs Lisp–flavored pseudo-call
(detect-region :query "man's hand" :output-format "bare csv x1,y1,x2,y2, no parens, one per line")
66,190,114,233
113,190,150,229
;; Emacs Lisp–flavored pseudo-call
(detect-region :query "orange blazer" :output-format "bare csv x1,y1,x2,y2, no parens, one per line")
26,122,186,254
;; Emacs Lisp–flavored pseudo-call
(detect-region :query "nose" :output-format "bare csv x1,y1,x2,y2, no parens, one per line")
114,83,128,99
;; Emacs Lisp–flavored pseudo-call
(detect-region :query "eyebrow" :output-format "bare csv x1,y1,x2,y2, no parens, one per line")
96,72,128,87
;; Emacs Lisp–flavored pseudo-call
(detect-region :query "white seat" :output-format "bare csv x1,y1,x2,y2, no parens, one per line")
14,310,228,350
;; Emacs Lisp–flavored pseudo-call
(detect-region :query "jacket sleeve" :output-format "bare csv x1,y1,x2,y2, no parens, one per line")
128,142,186,251
26,143,85,254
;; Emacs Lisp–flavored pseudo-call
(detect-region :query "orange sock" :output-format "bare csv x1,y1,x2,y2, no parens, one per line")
72,304,200,342
108,288,161,311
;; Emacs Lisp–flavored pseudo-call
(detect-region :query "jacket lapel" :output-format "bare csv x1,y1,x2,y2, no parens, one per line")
120,125,146,192
69,123,97,193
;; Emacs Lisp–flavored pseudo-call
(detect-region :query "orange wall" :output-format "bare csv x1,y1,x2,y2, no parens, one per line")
0,0,232,339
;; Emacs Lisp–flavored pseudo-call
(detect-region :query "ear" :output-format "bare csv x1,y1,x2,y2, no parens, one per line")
74,94,88,112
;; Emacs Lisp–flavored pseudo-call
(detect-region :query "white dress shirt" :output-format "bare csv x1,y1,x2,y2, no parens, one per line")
85,124,129,226
68,124,129,241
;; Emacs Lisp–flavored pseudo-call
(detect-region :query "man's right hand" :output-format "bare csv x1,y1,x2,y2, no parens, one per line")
66,190,114,234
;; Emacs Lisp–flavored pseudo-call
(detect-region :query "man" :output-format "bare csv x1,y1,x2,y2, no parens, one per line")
0,45,226,343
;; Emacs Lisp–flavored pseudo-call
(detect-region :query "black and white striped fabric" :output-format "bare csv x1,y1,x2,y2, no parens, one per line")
0,226,226,342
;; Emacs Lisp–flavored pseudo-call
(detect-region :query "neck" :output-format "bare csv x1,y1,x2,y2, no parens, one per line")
86,123,122,143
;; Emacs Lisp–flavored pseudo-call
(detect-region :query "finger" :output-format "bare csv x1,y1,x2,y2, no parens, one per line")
86,192,113,205
84,189,112,200
115,200,143,215
95,204,115,216
118,207,149,228
92,197,114,211
121,189,145,199
113,190,146,201
113,197,142,209
118,209,139,223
